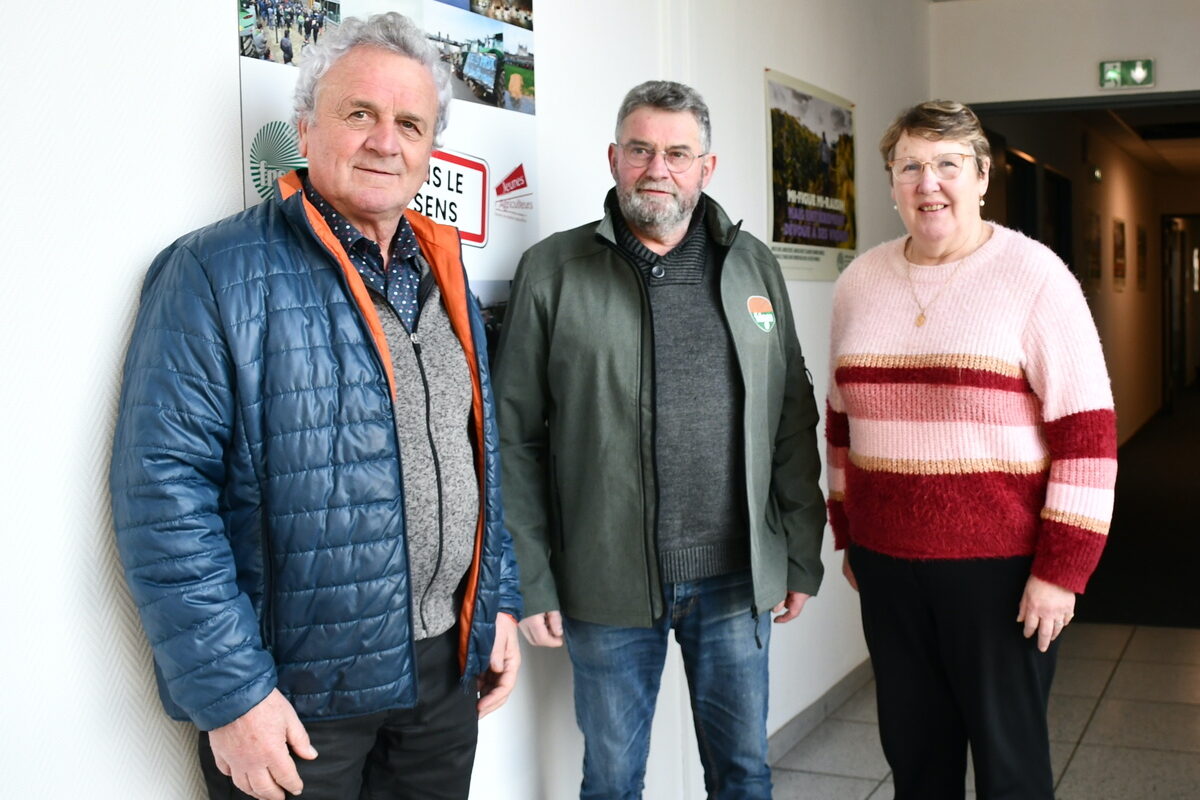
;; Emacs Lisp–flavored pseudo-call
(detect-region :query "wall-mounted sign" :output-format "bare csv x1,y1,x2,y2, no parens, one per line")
1099,59,1155,90
414,149,490,247
764,69,857,281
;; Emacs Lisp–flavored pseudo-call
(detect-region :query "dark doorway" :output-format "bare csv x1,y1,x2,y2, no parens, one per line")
1161,215,1200,410
1004,149,1037,240
1042,167,1073,267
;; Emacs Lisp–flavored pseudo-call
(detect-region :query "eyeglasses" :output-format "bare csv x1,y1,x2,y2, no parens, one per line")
616,143,708,173
887,153,976,183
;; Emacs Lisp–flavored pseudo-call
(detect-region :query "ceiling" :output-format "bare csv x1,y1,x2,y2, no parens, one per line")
1087,103,1200,177
976,96,1200,179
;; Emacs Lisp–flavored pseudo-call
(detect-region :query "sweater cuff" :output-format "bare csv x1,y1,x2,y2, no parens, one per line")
828,497,849,550
1031,519,1107,594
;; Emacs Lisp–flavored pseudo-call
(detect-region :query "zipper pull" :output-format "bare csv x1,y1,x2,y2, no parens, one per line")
410,330,421,353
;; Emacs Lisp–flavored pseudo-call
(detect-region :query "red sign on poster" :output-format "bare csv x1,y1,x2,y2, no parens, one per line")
410,149,490,247
496,164,528,197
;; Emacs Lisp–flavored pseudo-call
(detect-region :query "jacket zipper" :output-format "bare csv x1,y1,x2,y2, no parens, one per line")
602,239,661,620
260,525,276,654
408,325,449,637
712,233,763,624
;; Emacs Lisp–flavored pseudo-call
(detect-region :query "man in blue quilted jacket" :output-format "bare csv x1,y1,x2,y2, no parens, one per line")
110,13,521,800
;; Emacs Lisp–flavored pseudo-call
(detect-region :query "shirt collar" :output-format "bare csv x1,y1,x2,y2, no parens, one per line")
302,176,421,265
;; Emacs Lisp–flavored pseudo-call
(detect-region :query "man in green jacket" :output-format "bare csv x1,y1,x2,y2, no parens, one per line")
494,80,825,799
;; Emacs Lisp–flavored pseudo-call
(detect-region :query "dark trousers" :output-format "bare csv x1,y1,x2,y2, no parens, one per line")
199,629,478,800
849,546,1057,800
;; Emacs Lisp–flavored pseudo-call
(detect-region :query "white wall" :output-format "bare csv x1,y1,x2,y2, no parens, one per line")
929,0,1200,103
0,1,930,798
0,3,241,797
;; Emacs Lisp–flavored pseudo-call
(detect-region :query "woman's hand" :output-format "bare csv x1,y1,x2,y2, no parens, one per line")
842,550,859,592
1017,575,1076,653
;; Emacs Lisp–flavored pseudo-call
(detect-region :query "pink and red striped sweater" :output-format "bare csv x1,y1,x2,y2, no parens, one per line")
826,224,1116,593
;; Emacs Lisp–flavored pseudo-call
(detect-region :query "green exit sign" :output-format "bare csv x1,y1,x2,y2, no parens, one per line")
1099,59,1155,90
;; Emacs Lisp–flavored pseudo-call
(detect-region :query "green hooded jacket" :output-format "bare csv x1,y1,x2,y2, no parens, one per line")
495,193,825,627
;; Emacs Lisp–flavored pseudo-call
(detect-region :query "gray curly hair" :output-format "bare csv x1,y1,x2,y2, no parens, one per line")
615,80,712,153
292,12,452,140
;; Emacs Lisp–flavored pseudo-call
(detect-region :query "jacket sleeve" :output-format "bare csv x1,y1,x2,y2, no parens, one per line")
493,253,560,617
496,532,523,619
109,244,276,731
770,268,827,596
470,287,524,621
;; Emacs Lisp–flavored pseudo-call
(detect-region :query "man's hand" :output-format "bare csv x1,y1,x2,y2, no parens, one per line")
208,689,317,800
1017,574,1076,653
772,591,811,624
478,612,521,718
518,610,565,647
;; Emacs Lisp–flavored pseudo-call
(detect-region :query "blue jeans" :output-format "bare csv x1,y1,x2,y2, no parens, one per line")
563,570,772,800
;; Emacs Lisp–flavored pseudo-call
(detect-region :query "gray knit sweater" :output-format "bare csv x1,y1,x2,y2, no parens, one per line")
374,262,479,639
613,201,749,583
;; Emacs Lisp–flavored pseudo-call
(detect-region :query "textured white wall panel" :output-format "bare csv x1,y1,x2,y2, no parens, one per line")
0,0,240,796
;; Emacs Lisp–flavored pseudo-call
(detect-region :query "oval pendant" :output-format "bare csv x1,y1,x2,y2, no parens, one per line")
915,312,926,327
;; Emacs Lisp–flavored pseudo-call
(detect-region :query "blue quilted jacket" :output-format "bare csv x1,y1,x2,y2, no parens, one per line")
110,171,521,731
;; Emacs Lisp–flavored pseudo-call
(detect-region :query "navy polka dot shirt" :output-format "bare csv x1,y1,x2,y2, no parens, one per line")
304,178,424,331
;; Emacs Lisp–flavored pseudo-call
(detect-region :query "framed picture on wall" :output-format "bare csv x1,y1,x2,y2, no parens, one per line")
1087,212,1101,281
1112,218,1126,292
1137,225,1147,291
764,69,857,280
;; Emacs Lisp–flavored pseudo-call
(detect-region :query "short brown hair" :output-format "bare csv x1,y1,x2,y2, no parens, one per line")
879,100,991,179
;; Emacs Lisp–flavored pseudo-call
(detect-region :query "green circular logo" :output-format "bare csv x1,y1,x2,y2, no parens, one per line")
249,120,307,200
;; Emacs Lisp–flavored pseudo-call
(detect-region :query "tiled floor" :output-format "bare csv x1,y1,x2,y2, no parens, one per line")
772,624,1200,799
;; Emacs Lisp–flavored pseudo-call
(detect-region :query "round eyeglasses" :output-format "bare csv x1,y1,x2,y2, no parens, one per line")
616,143,707,173
887,153,976,183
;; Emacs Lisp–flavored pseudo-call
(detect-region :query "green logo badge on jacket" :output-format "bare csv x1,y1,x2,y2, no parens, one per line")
747,296,776,332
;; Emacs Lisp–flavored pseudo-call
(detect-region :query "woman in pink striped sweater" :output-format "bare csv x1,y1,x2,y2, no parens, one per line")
827,101,1116,800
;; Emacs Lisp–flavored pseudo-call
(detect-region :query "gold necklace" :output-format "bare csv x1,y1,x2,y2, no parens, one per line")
904,226,985,327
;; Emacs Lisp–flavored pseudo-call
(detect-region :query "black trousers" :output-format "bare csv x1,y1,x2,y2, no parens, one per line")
199,629,478,800
850,546,1057,800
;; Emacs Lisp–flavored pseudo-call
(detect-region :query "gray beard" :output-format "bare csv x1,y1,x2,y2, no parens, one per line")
616,182,699,238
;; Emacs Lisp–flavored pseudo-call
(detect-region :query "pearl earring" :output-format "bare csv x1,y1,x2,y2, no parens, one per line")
893,204,898,210
979,198,986,207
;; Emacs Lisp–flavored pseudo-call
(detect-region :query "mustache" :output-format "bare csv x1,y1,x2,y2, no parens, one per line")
635,179,676,194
